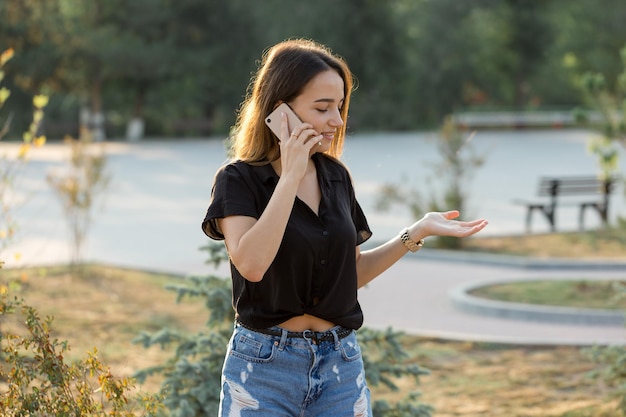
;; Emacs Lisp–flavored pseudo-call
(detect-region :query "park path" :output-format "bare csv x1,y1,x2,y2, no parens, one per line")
3,129,626,345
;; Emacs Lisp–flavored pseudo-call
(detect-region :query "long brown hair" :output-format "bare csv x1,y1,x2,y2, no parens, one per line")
230,39,354,163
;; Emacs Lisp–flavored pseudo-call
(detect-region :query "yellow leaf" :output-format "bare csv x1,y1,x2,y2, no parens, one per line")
0,48,14,66
34,135,46,147
0,87,10,104
18,144,30,159
33,94,49,109
0,285,7,295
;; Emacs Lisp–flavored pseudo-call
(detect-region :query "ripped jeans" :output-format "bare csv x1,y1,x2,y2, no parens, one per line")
218,323,372,417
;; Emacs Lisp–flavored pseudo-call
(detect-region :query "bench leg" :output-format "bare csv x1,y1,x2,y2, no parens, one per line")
599,204,608,226
579,205,584,230
544,208,556,232
579,203,608,230
525,207,533,233
526,205,556,232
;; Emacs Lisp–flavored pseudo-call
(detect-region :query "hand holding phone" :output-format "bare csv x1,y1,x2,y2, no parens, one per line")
265,103,302,139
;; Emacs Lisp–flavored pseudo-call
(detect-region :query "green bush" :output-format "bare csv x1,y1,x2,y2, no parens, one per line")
585,281,626,415
0,292,163,416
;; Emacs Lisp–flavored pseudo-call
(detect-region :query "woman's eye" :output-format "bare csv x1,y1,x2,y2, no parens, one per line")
316,108,328,113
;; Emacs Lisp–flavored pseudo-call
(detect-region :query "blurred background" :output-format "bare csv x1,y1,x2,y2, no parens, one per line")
1,0,626,140
1,0,626,271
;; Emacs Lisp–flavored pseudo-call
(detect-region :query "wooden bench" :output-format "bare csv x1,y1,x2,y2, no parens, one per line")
514,176,615,232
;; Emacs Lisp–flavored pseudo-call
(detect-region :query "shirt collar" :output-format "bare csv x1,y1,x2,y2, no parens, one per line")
255,162,278,185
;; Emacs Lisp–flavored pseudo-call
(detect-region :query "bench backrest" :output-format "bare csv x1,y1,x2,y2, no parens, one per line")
538,176,614,199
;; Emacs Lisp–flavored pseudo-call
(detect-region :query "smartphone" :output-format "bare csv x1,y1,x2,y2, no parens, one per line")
265,102,302,138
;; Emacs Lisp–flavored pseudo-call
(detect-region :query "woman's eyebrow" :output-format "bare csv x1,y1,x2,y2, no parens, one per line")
314,97,345,103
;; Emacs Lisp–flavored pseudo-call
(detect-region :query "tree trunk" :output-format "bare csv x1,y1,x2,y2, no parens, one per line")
90,76,105,142
126,84,146,141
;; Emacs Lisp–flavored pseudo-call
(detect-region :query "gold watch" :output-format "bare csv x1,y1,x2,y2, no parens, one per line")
400,229,424,252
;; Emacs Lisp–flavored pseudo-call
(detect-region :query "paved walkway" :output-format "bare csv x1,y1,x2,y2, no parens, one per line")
3,129,626,345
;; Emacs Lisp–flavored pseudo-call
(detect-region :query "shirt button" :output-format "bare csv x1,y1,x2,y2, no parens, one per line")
320,259,326,265
322,230,328,236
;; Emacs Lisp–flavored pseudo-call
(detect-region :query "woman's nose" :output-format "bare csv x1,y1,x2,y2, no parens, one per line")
330,108,344,127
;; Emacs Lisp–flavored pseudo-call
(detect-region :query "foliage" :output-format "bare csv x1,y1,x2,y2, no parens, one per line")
133,271,233,415
431,116,485,216
585,135,620,181
358,327,433,417
0,292,164,416
46,132,111,266
502,0,555,107
574,44,626,223
376,116,485,249
134,241,433,416
575,44,626,158
0,47,47,264
2,1,626,136
584,280,626,415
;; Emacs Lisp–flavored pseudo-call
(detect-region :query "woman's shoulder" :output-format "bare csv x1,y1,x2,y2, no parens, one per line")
215,159,255,174
218,158,247,169
214,159,275,183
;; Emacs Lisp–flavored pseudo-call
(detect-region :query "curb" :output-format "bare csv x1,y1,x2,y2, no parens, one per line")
449,279,626,327
409,248,626,271
362,240,626,271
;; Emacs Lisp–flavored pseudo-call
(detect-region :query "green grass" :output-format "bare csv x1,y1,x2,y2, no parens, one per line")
469,280,626,309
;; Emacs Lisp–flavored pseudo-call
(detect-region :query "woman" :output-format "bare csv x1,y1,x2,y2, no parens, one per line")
202,39,487,416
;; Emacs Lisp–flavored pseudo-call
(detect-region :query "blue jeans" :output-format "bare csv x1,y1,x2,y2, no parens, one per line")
218,324,372,417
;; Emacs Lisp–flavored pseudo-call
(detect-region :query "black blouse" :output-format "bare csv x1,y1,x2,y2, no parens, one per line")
202,153,372,330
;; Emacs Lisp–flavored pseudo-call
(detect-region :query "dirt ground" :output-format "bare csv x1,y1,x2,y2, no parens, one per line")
1,261,621,416
382,338,619,416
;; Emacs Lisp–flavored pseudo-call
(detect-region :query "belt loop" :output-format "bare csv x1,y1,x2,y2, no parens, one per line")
278,328,288,351
302,329,315,345
331,327,341,349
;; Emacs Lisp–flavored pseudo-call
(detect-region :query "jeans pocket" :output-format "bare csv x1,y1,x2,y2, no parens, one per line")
229,332,276,364
339,335,362,362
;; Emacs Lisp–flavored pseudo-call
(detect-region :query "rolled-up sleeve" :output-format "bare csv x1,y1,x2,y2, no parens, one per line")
202,164,259,240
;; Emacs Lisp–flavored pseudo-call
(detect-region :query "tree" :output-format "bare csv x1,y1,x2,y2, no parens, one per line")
375,117,485,249
0,48,48,263
573,44,626,414
95,0,199,140
4,0,626,135
578,47,626,151
553,0,626,82
46,133,111,266
502,0,555,108
0,1,65,136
